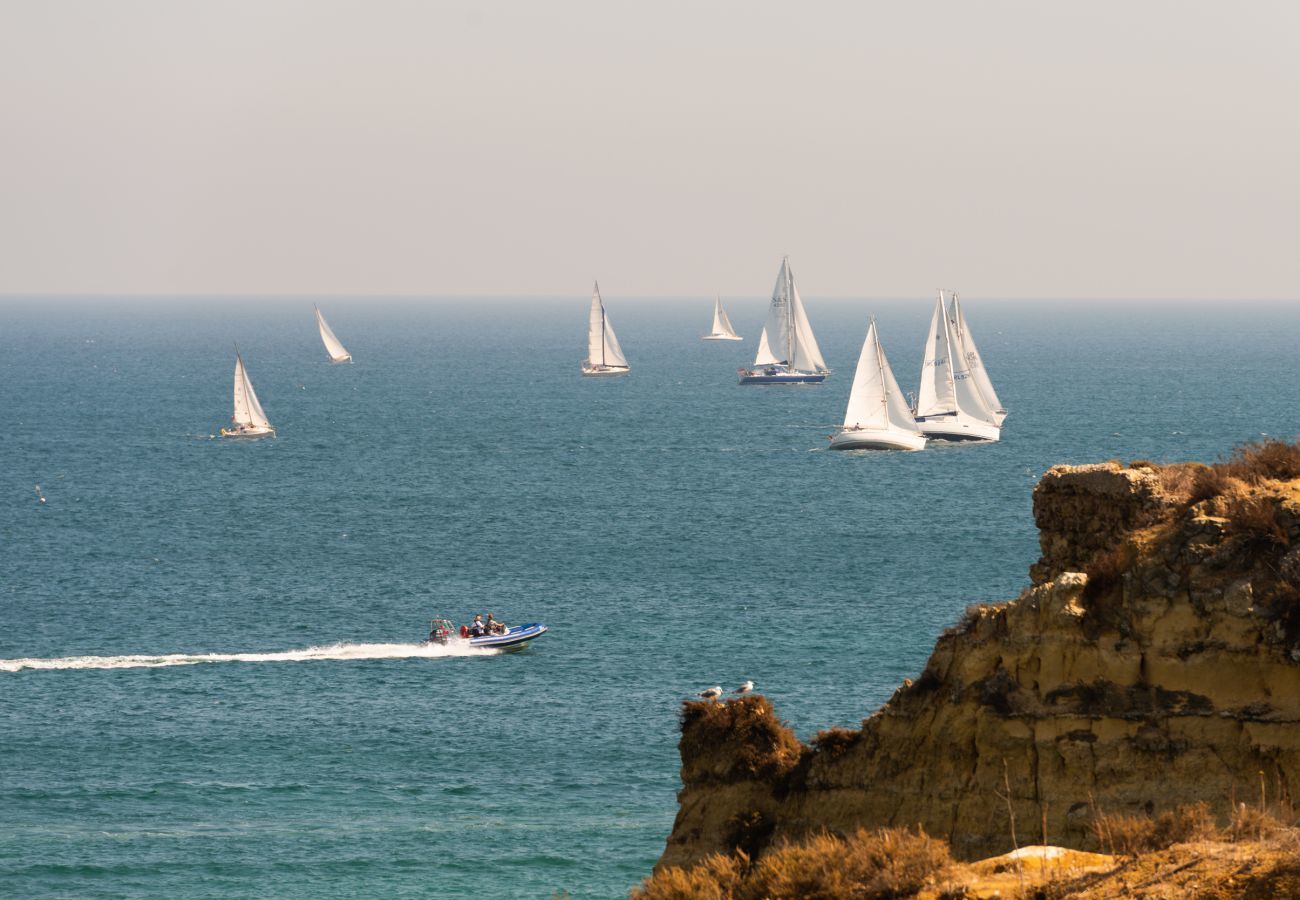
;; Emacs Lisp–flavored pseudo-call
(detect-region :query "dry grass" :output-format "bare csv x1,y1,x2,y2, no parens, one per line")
633,827,952,900
1093,802,1218,856
1221,494,1291,552
1176,440,1300,504
810,726,860,760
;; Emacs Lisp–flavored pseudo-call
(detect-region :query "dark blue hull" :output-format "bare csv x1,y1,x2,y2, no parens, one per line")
739,373,827,385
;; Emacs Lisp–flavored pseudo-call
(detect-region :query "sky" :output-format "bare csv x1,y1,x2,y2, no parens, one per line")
1,0,1297,299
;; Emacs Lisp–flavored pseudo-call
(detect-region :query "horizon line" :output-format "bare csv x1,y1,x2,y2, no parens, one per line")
1,293,1297,304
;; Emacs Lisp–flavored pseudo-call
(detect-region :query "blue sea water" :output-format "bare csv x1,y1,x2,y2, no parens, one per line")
1,296,1296,898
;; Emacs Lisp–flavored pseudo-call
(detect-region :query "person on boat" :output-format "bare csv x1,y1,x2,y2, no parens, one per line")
468,614,485,637
486,614,505,635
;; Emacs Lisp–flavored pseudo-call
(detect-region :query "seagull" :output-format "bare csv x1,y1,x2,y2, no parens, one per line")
698,686,723,700
734,680,754,695
34,484,46,504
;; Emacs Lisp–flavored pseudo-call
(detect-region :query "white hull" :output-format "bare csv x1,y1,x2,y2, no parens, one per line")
702,334,743,341
829,427,926,452
328,355,352,364
221,425,275,438
581,363,630,377
916,414,1000,443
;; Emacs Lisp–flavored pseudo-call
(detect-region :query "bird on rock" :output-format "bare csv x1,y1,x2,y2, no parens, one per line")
734,680,754,695
698,686,723,700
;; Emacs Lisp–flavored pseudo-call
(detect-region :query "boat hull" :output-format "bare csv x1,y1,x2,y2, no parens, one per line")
581,364,630,377
220,426,275,438
469,623,547,650
702,334,743,341
829,428,926,452
328,355,352,364
738,369,826,385
916,415,1000,443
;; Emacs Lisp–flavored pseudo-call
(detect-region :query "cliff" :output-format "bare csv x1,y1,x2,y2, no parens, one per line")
657,445,1300,872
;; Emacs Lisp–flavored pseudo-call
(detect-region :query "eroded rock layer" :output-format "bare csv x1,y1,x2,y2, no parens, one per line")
659,458,1300,870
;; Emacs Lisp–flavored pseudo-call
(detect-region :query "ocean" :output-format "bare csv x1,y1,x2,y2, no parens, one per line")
1,296,1296,897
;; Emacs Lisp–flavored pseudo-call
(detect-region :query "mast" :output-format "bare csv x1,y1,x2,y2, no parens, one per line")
784,258,794,366
938,291,957,405
873,317,887,412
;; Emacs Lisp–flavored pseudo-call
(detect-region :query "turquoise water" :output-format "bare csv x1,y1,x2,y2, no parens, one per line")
2,297,1296,897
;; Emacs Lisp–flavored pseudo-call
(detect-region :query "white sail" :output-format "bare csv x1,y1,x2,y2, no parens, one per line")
752,257,827,372
314,306,351,363
232,354,272,430
586,282,628,369
843,320,922,432
947,301,997,423
843,320,891,429
788,275,829,373
950,294,1004,419
915,293,956,417
710,297,740,338
755,261,794,366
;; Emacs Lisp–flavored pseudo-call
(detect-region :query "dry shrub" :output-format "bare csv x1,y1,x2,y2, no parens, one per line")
1156,461,1208,501
679,695,805,781
1128,459,1158,470
1229,802,1290,842
1229,440,1300,482
745,827,951,899
811,726,860,760
1186,466,1239,504
1222,494,1291,553
632,851,746,900
635,827,952,900
1093,802,1217,856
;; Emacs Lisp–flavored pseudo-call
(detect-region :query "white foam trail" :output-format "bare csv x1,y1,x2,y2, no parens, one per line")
0,642,498,673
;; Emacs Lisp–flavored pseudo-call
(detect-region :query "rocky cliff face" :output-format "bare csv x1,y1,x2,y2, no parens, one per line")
659,455,1300,870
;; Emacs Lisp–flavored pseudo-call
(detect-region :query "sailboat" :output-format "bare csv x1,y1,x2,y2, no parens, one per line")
220,350,276,438
829,318,926,451
702,296,743,341
314,305,352,363
913,291,1000,442
948,293,1005,425
581,282,630,376
738,257,830,384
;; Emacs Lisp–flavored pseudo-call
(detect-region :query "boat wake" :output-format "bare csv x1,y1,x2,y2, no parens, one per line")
0,641,497,673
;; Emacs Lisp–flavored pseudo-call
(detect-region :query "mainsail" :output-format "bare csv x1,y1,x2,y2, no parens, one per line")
915,294,956,417
751,258,828,372
843,319,920,433
586,282,628,369
949,294,1004,420
232,354,272,430
314,306,351,363
710,297,739,338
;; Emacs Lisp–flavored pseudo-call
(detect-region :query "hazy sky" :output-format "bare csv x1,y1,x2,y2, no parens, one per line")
1,1,1297,298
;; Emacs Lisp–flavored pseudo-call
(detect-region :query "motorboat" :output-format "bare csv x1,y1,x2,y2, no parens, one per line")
424,618,548,651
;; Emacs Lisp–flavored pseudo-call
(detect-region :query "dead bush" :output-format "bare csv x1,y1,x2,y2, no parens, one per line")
1230,440,1300,482
1229,802,1290,842
679,695,805,781
636,826,952,900
1222,494,1290,552
1186,466,1239,504
1093,802,1217,856
632,851,746,899
811,727,860,760
743,827,951,899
